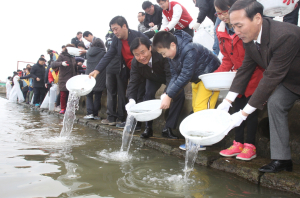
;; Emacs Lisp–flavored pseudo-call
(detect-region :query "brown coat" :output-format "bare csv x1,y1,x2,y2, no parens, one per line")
230,18,300,109
52,52,77,91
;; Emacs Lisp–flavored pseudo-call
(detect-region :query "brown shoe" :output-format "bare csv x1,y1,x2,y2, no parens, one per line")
101,119,116,126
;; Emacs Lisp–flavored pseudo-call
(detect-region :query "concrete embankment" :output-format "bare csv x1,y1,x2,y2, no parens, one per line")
8,97,300,196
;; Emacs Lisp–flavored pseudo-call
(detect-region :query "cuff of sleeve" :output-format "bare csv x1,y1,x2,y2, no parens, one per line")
226,91,239,102
243,104,257,115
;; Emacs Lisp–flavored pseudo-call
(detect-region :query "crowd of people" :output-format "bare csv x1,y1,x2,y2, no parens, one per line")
6,0,300,174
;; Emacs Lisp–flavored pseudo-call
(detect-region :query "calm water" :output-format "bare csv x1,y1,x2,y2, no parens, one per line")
0,98,295,198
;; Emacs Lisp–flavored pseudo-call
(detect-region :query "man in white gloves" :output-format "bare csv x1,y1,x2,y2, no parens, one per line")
218,0,300,173
126,37,185,139
157,0,194,37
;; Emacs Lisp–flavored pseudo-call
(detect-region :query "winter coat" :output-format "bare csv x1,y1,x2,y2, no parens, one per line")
71,37,81,47
214,21,264,97
52,52,77,92
95,29,150,79
86,42,106,92
195,0,216,24
127,51,171,100
166,30,220,98
21,62,46,88
144,5,163,30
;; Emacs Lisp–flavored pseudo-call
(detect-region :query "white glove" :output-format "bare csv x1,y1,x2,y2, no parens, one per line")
151,25,158,31
62,61,69,66
225,110,247,135
15,76,20,80
217,99,232,112
125,99,136,112
160,93,167,101
192,23,201,30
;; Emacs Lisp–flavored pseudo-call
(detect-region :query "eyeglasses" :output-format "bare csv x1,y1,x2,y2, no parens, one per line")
214,10,228,17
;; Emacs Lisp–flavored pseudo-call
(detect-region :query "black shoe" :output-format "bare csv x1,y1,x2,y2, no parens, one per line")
162,128,178,139
140,127,153,138
259,160,293,173
116,122,126,128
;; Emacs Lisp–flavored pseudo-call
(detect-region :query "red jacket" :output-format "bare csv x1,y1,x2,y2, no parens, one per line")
214,22,264,97
162,1,193,30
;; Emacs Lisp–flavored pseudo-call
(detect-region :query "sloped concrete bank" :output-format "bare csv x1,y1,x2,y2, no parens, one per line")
12,101,300,196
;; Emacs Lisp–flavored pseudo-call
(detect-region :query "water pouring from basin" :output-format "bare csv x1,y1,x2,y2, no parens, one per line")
60,75,95,137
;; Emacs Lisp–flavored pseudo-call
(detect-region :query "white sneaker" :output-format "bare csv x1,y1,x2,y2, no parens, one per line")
55,106,61,112
84,114,94,119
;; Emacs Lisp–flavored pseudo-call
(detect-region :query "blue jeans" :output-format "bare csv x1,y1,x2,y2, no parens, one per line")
213,18,221,55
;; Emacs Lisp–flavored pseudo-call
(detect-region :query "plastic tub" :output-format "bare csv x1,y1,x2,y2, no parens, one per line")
258,0,299,17
66,47,81,56
128,99,162,122
198,72,236,91
179,109,231,145
49,84,58,111
66,75,96,96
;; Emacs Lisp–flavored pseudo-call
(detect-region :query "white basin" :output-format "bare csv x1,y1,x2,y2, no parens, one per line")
258,0,299,17
199,72,236,91
66,47,81,56
66,75,95,96
129,99,162,122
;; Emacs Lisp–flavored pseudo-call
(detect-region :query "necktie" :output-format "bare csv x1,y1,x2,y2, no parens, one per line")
255,42,261,51
148,62,152,68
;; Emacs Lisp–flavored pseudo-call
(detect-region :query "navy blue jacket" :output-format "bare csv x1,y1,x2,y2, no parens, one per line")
166,30,220,98
95,29,149,75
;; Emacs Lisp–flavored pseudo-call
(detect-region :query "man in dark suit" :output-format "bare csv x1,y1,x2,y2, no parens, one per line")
217,0,300,173
126,37,185,139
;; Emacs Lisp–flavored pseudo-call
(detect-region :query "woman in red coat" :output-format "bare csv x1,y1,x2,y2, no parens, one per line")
214,0,264,161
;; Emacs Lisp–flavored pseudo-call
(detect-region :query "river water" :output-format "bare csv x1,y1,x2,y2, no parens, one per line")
0,97,295,198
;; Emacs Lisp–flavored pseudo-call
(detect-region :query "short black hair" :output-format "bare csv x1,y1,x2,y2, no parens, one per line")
77,31,82,35
62,45,66,49
39,58,46,62
83,31,93,38
142,1,153,10
138,12,145,16
156,0,166,3
8,76,11,80
109,16,129,29
41,54,44,57
229,0,264,20
214,0,237,11
153,31,177,50
130,37,152,54
77,42,86,49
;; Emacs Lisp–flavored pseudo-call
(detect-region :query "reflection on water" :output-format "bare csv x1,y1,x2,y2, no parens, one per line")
0,97,296,198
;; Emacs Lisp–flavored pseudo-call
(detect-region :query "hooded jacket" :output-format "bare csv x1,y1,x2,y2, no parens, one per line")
166,30,220,98
214,21,264,97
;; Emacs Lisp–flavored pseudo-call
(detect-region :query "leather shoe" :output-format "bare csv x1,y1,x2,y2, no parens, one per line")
259,160,293,173
140,127,153,138
162,128,178,139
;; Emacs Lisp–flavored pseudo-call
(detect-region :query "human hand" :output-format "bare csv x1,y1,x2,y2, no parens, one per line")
217,99,232,112
283,0,294,5
225,110,247,135
77,62,83,66
192,23,201,31
125,99,136,112
15,76,20,80
36,77,40,81
79,50,87,55
149,22,154,27
160,94,171,109
89,70,99,79
62,61,69,66
45,84,48,88
151,25,158,31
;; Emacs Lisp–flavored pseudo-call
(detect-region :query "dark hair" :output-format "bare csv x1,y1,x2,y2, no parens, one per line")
142,1,153,10
77,42,86,49
41,54,44,57
229,0,264,20
62,45,66,48
214,0,237,11
26,67,31,72
83,31,93,37
153,31,177,50
8,76,11,80
156,0,166,3
138,12,145,16
109,16,129,29
130,37,152,54
77,31,82,35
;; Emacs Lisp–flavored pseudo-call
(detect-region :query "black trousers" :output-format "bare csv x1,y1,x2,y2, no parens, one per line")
179,26,194,37
234,95,258,145
86,91,103,116
144,79,185,129
283,5,299,25
33,87,46,105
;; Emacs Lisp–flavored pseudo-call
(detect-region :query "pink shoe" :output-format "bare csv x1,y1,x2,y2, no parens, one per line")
219,140,244,157
236,143,256,161
59,109,65,114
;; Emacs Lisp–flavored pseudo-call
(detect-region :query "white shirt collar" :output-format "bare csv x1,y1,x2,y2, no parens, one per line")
254,25,262,44
148,57,152,67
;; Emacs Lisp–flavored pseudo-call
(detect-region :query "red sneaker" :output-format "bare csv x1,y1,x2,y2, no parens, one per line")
236,143,256,161
219,140,244,157
59,109,65,114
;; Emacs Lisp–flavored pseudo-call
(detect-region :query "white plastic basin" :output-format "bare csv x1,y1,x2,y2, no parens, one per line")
66,47,81,56
199,72,236,91
179,109,231,146
258,0,299,17
66,75,96,96
129,99,162,122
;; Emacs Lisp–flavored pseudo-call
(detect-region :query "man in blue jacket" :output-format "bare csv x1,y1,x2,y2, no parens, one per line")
89,16,150,127
153,30,221,150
